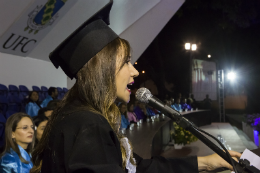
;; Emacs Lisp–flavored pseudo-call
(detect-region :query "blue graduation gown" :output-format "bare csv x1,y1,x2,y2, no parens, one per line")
134,106,146,120
146,107,156,117
121,115,130,129
173,104,182,111
0,145,33,173
25,102,40,117
181,103,191,111
40,95,53,108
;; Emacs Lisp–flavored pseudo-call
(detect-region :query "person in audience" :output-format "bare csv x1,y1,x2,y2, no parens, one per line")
134,102,147,120
181,98,192,111
134,100,138,109
119,103,130,129
25,91,42,117
0,112,34,172
170,98,177,110
33,115,48,146
164,99,171,107
146,105,156,117
46,100,61,110
40,87,58,108
203,94,212,109
127,103,138,123
191,94,197,109
37,107,53,119
174,98,182,111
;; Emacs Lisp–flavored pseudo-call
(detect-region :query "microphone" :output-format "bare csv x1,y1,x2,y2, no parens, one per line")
135,88,182,122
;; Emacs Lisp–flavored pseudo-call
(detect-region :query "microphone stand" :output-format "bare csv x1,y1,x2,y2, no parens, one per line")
170,113,260,173
137,91,260,172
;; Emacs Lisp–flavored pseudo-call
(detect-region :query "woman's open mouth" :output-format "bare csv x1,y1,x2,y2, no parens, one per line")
126,81,134,93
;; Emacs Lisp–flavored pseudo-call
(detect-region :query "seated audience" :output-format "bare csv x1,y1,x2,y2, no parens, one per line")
33,115,48,146
127,103,138,123
190,94,197,109
0,113,34,172
165,99,171,107
134,100,138,109
187,98,193,109
37,107,53,119
40,87,58,108
170,98,177,110
181,98,192,111
134,102,147,120
146,105,156,117
119,103,130,129
25,91,41,117
170,97,175,104
203,94,212,109
46,100,61,110
174,98,182,111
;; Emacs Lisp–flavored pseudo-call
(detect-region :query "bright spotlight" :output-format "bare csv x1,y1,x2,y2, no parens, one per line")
142,71,145,73
227,72,236,80
135,62,137,64
191,44,197,51
208,54,211,58
185,43,191,50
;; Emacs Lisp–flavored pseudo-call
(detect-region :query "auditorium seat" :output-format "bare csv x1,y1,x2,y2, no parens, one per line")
19,85,29,95
63,87,68,93
32,86,41,92
41,86,48,99
7,94,21,112
8,85,19,97
57,87,63,100
5,110,17,119
0,84,8,98
0,113,6,124
0,114,5,148
19,85,29,112
0,96,8,115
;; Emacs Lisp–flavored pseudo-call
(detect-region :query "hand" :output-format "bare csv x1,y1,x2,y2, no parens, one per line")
198,150,242,171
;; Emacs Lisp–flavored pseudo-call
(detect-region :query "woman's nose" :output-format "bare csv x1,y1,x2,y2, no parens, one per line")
130,63,139,78
29,127,34,134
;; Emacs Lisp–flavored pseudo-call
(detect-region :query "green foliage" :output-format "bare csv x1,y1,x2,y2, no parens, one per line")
171,122,198,145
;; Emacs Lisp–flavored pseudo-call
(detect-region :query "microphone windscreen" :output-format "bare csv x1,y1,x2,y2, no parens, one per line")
135,88,152,103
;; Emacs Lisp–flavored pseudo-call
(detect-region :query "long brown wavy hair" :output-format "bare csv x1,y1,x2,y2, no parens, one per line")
0,112,35,164
30,37,136,173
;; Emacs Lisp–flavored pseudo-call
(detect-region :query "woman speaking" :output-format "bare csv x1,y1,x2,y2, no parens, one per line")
31,1,241,173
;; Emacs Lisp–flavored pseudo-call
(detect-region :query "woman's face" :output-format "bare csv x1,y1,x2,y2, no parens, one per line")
12,117,34,149
30,92,39,102
36,120,48,142
116,52,139,103
44,110,53,119
120,104,127,114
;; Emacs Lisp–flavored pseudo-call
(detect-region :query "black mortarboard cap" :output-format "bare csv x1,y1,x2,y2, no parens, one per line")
49,0,118,79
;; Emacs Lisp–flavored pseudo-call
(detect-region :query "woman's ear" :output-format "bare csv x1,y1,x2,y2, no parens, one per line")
12,132,16,139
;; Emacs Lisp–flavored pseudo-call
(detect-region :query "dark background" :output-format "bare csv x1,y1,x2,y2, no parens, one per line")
132,0,260,113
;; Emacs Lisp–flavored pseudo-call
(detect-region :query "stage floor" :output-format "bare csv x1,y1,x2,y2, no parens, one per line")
161,123,252,158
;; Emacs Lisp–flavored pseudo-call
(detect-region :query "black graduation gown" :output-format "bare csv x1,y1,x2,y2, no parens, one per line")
41,100,199,173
